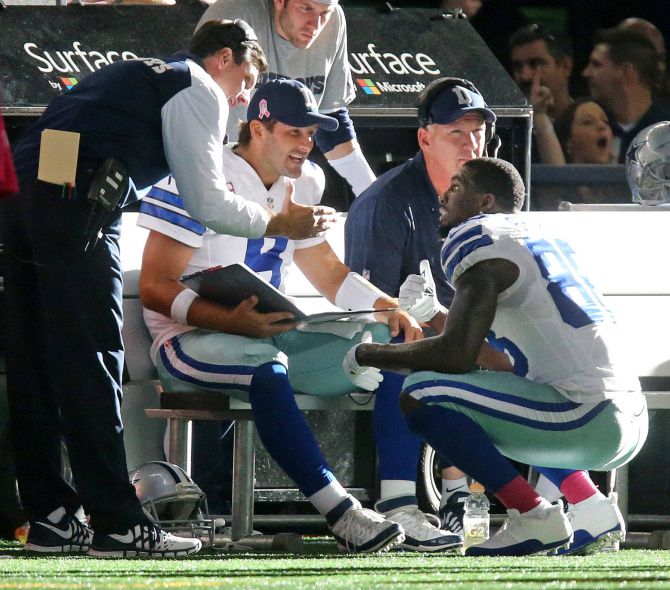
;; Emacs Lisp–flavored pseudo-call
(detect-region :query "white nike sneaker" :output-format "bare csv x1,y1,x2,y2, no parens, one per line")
557,493,625,555
89,522,202,558
330,506,405,553
376,502,462,552
465,500,573,557
25,506,93,554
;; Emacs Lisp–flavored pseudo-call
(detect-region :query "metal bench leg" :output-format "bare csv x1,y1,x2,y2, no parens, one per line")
231,419,255,541
166,417,192,474
613,465,629,526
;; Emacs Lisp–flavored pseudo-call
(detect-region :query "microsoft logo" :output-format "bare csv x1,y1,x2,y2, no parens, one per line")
356,79,381,95
59,77,79,89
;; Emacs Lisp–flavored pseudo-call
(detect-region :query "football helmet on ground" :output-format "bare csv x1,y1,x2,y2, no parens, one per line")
129,461,214,541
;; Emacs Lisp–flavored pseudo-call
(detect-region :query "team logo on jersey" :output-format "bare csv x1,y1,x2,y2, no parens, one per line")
267,197,275,211
258,99,270,119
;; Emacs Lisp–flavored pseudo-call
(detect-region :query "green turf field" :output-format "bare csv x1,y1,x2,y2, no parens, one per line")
1,539,670,589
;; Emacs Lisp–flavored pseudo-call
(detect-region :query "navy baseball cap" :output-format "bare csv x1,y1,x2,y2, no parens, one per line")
423,83,496,126
247,79,339,131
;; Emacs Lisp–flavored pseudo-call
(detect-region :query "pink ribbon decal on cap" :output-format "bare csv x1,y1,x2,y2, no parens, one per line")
258,99,270,119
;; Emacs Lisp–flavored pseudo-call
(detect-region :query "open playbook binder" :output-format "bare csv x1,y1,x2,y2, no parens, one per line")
181,263,389,325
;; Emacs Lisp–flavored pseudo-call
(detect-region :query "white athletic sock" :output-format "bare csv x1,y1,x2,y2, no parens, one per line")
440,477,468,508
379,479,416,502
308,481,352,517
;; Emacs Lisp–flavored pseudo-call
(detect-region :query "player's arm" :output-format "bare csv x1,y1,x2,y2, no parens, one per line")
398,260,513,371
315,108,375,197
293,241,423,342
140,230,297,338
353,258,519,373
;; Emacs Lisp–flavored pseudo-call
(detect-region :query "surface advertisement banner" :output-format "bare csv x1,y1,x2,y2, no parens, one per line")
0,2,525,113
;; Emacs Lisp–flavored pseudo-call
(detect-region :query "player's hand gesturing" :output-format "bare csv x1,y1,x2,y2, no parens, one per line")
265,181,337,240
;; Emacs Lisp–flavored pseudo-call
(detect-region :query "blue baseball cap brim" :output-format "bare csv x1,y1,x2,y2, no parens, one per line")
280,111,339,131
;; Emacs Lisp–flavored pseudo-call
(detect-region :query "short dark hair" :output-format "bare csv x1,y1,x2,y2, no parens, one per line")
509,23,572,61
461,158,526,212
594,27,661,90
189,20,268,73
236,118,277,148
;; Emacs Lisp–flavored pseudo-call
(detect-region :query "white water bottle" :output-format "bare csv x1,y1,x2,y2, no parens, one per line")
462,482,490,552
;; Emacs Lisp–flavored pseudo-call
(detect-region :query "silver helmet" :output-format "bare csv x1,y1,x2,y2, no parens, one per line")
626,121,670,205
129,461,212,536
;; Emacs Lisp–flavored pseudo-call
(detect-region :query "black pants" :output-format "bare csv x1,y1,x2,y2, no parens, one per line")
0,181,146,533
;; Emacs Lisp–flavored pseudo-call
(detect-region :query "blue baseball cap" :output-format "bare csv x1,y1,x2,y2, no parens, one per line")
247,79,339,131
424,83,496,126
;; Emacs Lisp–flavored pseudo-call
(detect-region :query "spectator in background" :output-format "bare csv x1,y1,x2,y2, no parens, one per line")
583,27,670,163
552,98,628,205
509,24,574,123
554,98,614,165
617,17,670,105
508,25,572,208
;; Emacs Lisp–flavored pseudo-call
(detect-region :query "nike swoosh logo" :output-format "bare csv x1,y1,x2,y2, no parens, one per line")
37,521,74,540
445,487,466,493
111,531,136,544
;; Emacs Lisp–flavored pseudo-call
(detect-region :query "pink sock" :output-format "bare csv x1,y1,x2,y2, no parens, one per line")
559,470,599,504
495,475,542,513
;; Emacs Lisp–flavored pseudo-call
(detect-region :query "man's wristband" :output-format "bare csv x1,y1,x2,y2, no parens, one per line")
335,272,386,311
170,288,198,325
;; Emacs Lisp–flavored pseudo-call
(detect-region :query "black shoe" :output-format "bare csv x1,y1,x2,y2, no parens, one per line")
89,522,202,558
25,507,92,554
439,492,468,536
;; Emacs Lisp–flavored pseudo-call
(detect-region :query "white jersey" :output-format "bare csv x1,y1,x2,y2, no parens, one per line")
197,0,355,141
138,145,326,361
441,214,640,402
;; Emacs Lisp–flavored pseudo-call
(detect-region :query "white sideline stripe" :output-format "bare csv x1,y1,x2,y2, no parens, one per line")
163,347,254,389
143,195,187,215
410,384,597,424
